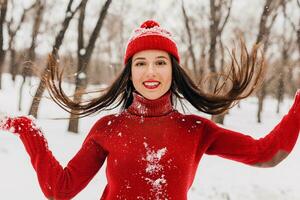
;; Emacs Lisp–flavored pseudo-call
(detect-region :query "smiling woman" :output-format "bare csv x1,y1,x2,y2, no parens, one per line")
0,20,299,200
131,50,172,100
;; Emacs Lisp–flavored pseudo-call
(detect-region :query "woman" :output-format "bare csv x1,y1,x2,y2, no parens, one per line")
0,20,299,200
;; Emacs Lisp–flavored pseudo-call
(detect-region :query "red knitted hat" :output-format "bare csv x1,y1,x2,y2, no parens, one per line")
124,20,180,64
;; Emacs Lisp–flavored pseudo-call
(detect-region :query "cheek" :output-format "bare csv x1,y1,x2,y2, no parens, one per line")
162,67,172,86
131,69,143,86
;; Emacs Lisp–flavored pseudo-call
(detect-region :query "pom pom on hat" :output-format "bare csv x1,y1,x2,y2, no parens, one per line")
124,20,180,64
140,20,160,29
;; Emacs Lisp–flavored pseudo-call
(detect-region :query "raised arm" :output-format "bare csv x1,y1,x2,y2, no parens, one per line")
0,116,108,199
204,90,300,167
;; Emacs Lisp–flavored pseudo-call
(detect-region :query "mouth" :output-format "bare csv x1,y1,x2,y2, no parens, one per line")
143,81,161,89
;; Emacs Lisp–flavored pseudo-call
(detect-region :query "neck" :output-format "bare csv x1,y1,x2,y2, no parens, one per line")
127,90,174,117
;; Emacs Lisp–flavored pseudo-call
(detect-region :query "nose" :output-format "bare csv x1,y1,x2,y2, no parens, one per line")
146,63,156,76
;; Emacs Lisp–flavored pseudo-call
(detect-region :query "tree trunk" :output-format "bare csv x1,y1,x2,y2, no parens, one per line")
28,0,82,117
276,16,291,114
181,0,197,80
276,72,284,114
68,0,112,133
208,0,232,124
297,14,300,61
19,0,44,111
67,65,87,133
212,110,228,124
0,0,8,89
9,48,17,81
257,85,266,123
255,0,279,123
18,77,25,111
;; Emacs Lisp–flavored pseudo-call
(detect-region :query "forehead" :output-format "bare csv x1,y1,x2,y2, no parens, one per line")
132,50,170,60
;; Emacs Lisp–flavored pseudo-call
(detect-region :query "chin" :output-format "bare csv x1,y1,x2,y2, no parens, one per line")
142,92,162,100
147,91,169,100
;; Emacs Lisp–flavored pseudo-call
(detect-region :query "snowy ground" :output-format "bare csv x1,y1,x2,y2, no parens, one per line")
0,73,299,200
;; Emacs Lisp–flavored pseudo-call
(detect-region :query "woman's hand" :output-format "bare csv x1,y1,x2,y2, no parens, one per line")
293,89,300,109
0,114,10,133
0,116,35,135
290,89,300,120
0,115,48,155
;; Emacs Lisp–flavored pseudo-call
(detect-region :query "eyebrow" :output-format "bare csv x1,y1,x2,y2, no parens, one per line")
133,57,146,62
133,56,168,62
156,56,168,59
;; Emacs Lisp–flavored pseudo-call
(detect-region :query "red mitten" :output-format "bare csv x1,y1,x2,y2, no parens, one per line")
0,114,10,132
0,115,107,199
291,89,300,115
0,116,49,155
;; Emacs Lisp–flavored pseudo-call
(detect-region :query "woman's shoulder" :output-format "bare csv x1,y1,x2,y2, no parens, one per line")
92,113,121,128
173,111,210,126
177,113,221,137
173,110,203,120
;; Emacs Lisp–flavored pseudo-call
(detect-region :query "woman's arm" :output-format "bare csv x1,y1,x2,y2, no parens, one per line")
204,90,300,167
0,116,108,199
252,150,289,167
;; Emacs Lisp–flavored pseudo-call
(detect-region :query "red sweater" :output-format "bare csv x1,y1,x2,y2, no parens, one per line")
1,90,300,200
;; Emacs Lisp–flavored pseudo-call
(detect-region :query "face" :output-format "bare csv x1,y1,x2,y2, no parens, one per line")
131,50,172,100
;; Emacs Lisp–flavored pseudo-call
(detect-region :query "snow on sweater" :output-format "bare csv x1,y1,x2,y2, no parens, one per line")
0,90,299,200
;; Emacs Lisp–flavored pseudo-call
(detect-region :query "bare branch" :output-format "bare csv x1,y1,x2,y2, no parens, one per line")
77,0,88,55
256,0,274,44
85,0,112,61
218,0,232,34
29,0,86,117
181,0,197,77
0,0,8,89
52,0,85,54
282,0,297,32
28,0,45,61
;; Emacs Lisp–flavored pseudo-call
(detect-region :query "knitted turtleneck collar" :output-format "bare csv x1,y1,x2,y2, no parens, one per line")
127,90,174,117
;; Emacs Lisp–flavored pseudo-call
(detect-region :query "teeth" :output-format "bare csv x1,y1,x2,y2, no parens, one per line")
144,82,159,86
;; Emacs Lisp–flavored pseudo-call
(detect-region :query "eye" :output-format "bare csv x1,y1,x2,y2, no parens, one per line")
156,60,167,66
135,62,146,67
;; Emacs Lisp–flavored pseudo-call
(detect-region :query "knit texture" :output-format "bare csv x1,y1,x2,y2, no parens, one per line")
124,20,180,64
1,90,299,199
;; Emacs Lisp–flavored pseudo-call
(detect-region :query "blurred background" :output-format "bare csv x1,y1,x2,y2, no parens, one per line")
0,0,300,199
0,0,299,131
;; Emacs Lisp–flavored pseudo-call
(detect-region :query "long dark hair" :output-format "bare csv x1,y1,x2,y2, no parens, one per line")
45,40,265,118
